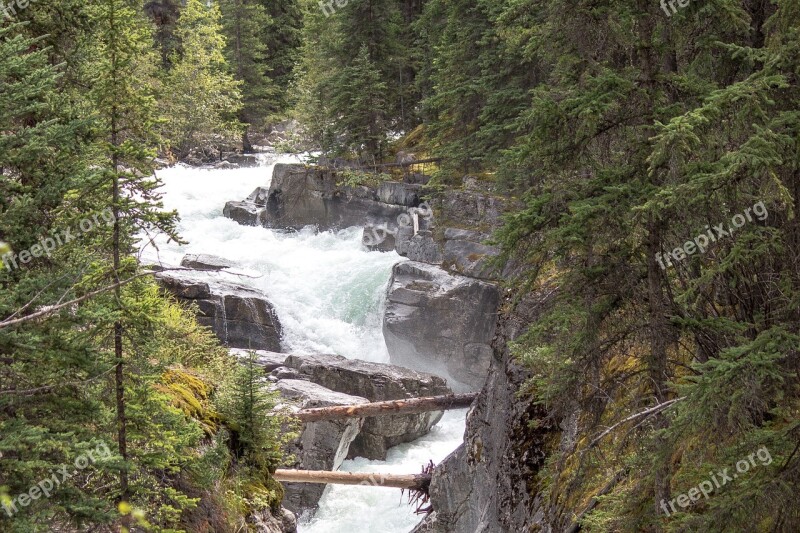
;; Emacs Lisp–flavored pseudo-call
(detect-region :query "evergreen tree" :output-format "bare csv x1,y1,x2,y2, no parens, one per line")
217,352,288,472
492,0,800,529
260,0,303,115
219,0,275,149
162,0,243,159
297,0,404,159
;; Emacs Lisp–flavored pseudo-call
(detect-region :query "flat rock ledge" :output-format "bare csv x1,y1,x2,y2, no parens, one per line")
156,269,282,352
280,353,453,461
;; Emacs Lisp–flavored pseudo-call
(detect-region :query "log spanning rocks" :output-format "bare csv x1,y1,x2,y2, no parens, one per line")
278,353,454,460
383,261,499,391
156,263,282,352
274,379,368,514
274,469,431,491
270,354,460,514
294,393,477,423
223,163,423,231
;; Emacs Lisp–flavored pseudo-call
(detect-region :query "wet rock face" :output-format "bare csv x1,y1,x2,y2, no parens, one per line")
441,228,502,281
223,199,264,227
274,379,367,514
283,353,452,460
413,289,559,533
383,261,500,391
156,270,282,352
262,164,410,231
180,253,235,271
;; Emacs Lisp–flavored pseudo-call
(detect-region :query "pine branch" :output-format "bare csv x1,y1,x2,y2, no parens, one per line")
587,397,684,450
0,271,154,329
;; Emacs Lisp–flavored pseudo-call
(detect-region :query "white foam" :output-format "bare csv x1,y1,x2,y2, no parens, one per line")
143,155,465,531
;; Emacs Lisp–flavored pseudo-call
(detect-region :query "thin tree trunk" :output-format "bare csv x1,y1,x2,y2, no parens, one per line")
274,469,431,490
293,393,476,422
110,1,128,500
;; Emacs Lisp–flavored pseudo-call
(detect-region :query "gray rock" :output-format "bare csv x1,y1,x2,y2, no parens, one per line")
377,182,421,207
274,379,368,513
440,190,505,231
442,239,500,280
230,349,288,372
404,230,444,264
383,261,499,390
270,366,307,380
251,506,297,533
157,271,282,352
247,186,270,206
362,223,397,252
180,253,235,271
413,288,559,533
225,153,260,168
283,353,451,459
223,200,265,226
257,164,410,231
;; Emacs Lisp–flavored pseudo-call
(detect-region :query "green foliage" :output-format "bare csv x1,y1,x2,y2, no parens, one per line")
219,0,303,134
297,0,406,159
161,0,243,158
489,0,800,530
215,351,297,474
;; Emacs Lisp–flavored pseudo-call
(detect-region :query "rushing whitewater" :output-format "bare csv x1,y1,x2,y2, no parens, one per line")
141,153,397,361
141,154,466,532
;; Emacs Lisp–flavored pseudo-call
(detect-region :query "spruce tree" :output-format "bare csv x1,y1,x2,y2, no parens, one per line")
162,0,243,159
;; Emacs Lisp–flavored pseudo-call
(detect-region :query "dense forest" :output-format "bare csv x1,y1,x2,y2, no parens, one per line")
1,0,799,531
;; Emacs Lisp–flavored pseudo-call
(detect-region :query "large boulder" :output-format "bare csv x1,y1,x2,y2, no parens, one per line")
251,507,297,533
223,164,427,233
223,200,265,227
283,353,452,460
262,164,410,230
230,349,288,372
383,261,499,391
441,228,501,280
180,253,236,271
156,271,282,352
274,379,368,514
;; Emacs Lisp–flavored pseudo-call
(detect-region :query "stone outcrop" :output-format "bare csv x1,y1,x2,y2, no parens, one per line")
251,507,297,533
223,164,424,231
274,379,368,514
230,349,287,372
412,288,559,533
180,253,236,272
282,353,452,459
383,261,499,391
156,270,282,352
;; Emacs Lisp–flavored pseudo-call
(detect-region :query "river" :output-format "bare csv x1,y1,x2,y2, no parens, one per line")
139,153,465,532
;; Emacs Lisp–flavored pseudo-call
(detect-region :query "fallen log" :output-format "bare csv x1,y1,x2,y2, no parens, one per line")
293,393,476,423
273,469,431,491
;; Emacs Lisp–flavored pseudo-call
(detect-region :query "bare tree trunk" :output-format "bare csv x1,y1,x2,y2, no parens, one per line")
293,393,476,422
274,469,431,490
110,2,128,500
